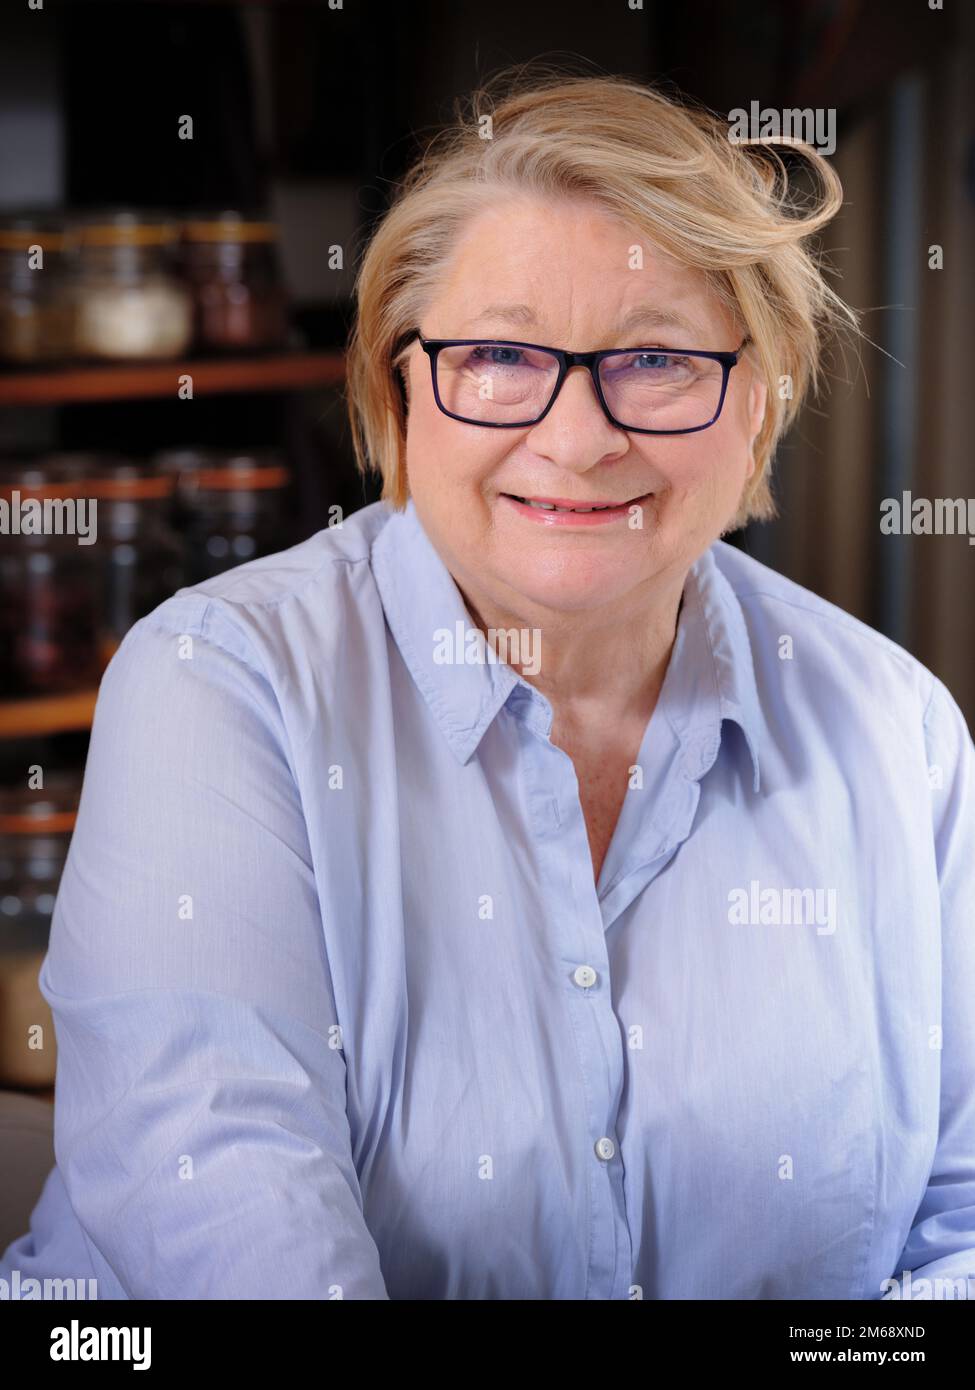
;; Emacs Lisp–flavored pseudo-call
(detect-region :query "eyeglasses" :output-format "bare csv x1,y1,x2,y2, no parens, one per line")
404,329,750,435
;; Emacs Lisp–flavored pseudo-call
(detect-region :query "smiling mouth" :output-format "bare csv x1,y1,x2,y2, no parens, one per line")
502,492,651,513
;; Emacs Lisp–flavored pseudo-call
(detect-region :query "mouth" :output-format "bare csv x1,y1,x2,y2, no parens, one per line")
499,491,653,525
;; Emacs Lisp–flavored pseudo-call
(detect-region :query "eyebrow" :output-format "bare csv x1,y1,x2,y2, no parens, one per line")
466,303,702,342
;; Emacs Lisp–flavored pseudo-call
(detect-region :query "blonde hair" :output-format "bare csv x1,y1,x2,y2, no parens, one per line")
345,63,860,527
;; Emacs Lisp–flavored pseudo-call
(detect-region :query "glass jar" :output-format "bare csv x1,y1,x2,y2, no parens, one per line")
178,449,293,582
179,212,289,353
77,455,185,650
153,445,221,519
0,771,80,945
0,770,79,1088
0,213,74,365
70,209,193,361
0,454,106,697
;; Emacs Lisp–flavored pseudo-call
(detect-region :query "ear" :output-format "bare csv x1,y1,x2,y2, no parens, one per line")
745,373,767,475
748,372,767,440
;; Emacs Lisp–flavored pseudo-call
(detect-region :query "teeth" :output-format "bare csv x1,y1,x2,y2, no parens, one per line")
508,494,645,513
523,499,613,513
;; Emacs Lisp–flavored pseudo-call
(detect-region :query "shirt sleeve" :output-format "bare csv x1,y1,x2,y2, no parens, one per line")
41,597,390,1299
887,675,975,1294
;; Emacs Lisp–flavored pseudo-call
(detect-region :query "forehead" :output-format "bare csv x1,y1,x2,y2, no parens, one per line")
428,194,727,343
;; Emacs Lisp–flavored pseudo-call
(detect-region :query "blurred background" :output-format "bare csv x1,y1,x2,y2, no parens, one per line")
0,0,972,1122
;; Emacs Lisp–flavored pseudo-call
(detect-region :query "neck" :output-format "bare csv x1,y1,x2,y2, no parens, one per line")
457,569,688,728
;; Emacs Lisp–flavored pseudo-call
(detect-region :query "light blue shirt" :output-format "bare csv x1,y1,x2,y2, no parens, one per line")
3,497,974,1300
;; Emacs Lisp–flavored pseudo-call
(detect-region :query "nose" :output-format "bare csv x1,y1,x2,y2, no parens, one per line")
526,364,627,465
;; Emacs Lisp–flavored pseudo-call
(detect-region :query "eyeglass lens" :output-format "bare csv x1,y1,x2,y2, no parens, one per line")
433,342,725,429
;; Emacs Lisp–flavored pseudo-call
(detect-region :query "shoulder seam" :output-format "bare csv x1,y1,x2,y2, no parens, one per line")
176,547,369,614
134,598,272,688
730,586,924,673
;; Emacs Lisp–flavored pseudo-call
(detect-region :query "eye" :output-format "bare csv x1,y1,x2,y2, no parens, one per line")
603,350,696,377
469,344,528,368
630,351,692,370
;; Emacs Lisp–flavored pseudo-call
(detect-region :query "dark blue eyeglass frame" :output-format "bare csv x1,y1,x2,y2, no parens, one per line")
403,328,751,435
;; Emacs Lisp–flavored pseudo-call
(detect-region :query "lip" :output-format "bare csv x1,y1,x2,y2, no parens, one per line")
500,491,652,526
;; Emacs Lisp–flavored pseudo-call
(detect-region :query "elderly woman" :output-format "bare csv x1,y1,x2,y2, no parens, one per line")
4,70,974,1302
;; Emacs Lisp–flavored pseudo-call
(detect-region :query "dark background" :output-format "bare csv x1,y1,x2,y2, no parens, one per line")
1,0,973,715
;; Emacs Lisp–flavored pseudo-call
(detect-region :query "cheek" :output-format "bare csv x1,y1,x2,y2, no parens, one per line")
406,401,460,505
636,430,743,508
640,419,751,550
661,406,754,498
721,375,762,461
406,404,510,520
405,356,527,496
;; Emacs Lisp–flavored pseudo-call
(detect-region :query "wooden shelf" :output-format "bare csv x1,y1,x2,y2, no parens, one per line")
0,688,98,739
0,350,346,406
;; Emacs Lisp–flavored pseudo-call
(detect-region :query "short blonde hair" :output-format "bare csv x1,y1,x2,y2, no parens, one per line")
345,63,859,528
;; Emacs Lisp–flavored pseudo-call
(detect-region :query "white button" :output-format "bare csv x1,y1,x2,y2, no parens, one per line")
595,1136,616,1161
573,965,598,989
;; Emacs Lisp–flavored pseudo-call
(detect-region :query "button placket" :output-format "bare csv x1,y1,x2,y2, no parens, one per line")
551,761,632,1296
513,707,634,1297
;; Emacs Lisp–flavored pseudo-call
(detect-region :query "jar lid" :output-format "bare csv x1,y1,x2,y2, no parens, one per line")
0,451,97,499
79,457,174,502
193,450,290,492
0,452,173,501
87,471,174,502
72,209,181,248
0,773,81,834
181,211,279,244
153,446,223,475
0,212,67,253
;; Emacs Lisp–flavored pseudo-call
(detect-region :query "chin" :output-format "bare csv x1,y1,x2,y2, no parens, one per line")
503,566,640,614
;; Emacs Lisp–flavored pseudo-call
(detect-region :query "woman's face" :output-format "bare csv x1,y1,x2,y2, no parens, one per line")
403,194,768,619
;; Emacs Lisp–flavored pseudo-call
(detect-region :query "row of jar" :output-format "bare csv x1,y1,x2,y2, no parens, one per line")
0,208,292,366
0,766,80,1086
0,448,295,698
0,768,78,940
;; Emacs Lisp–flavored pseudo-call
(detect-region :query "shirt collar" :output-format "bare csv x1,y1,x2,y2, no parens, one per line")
372,497,762,792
